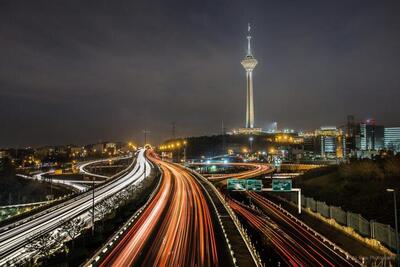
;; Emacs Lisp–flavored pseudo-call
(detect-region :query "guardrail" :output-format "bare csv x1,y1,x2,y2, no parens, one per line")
258,194,363,265
282,193,397,254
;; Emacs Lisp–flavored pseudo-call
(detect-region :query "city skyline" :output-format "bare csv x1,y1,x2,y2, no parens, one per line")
1,1,400,147
1,2,400,266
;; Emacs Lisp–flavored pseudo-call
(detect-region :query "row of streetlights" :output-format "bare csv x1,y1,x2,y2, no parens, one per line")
159,140,187,151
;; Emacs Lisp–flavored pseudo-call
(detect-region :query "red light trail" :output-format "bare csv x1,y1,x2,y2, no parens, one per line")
100,151,219,267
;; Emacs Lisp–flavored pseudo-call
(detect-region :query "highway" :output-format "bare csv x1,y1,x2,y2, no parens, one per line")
99,151,220,267
78,156,131,180
0,150,150,265
230,198,358,266
245,192,360,266
198,161,360,266
189,162,270,183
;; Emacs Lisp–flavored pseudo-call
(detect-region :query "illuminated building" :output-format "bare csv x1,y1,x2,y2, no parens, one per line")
315,127,345,159
384,127,400,152
345,115,359,155
358,119,384,151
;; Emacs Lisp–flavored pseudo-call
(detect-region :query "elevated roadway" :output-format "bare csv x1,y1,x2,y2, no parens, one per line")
187,162,271,184
0,150,150,265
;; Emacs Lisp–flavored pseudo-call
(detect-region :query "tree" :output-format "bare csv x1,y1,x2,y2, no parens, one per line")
25,231,65,263
61,217,85,248
384,158,400,178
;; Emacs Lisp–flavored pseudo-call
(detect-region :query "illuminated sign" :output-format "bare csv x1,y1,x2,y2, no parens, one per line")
246,179,263,191
272,179,292,192
227,179,246,191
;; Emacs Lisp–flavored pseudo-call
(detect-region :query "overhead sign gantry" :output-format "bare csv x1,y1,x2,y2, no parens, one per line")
227,177,301,214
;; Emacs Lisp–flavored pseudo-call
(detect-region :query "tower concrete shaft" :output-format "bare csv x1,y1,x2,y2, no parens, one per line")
245,70,255,128
241,23,257,129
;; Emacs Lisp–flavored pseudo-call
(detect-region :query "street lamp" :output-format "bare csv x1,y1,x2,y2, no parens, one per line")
387,188,400,266
92,176,95,236
143,129,150,180
249,136,254,154
183,140,187,163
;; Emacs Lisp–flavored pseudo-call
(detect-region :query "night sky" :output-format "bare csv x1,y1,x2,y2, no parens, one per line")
1,1,400,147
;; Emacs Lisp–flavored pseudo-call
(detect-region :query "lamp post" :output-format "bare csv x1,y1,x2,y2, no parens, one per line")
143,129,150,179
183,140,187,163
249,136,254,154
387,188,399,266
92,175,95,236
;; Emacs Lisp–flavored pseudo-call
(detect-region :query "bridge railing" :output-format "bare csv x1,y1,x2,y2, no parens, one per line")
282,193,399,252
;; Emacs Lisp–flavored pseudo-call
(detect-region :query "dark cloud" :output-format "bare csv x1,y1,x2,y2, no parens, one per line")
1,0,400,147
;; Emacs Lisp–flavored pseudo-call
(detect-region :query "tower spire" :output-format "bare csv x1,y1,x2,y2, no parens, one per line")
247,23,252,56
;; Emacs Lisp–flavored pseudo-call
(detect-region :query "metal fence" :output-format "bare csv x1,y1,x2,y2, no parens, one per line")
283,193,399,251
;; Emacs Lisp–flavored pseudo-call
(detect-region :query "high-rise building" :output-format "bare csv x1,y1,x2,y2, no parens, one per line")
345,115,359,155
384,127,400,152
358,119,384,151
241,23,258,129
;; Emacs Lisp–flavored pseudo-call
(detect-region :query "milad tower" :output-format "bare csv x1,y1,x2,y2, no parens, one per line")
241,23,258,129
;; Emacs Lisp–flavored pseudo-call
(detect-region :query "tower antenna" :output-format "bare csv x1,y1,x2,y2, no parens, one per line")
247,23,252,56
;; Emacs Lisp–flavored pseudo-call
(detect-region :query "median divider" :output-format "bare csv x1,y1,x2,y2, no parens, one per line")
181,165,262,267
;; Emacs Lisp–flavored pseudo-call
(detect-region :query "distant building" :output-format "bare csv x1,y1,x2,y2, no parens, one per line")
384,127,400,153
69,146,84,157
345,115,359,156
34,146,55,159
358,120,384,151
104,142,117,155
315,127,345,159
298,132,316,160
91,143,104,153
232,128,262,135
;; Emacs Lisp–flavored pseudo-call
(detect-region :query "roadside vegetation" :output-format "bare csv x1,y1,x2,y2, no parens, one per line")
295,154,400,227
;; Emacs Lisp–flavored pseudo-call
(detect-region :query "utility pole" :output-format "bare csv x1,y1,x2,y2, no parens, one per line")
89,174,94,236
183,140,187,163
222,120,226,154
50,176,53,199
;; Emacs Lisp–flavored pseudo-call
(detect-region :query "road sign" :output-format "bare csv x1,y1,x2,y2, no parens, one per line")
246,179,263,191
272,179,292,192
227,179,246,191
273,156,282,167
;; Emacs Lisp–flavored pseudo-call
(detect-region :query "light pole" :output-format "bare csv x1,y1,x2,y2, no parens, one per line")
92,174,95,236
249,136,254,154
387,188,400,266
183,140,187,163
143,129,150,179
